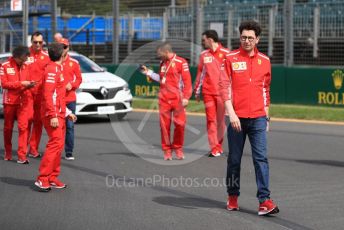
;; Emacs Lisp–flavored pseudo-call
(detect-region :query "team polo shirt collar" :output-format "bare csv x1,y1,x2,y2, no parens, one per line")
63,54,70,63
9,57,21,69
167,53,176,61
209,43,222,55
29,46,41,55
239,46,259,58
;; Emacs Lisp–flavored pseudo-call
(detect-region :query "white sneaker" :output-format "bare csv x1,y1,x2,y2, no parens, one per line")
65,156,75,161
17,159,29,164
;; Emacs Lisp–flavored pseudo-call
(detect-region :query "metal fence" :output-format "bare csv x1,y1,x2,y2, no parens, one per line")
0,0,344,66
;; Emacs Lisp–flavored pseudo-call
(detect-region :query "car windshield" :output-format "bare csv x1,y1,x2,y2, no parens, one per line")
0,56,9,64
69,54,104,73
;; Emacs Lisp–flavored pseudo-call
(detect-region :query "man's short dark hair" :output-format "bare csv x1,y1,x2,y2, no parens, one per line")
239,20,262,37
202,30,219,42
31,31,44,41
12,46,30,58
48,43,64,62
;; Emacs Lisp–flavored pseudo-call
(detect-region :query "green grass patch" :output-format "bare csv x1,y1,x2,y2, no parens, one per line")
132,98,344,122
269,104,344,122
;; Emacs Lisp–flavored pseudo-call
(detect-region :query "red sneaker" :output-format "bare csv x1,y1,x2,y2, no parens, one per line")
29,152,41,158
217,147,223,155
258,199,279,216
175,149,185,160
164,150,172,161
49,178,67,189
4,153,12,161
208,151,221,157
226,195,239,211
35,179,51,192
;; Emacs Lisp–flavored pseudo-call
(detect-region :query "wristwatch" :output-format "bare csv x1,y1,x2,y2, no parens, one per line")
266,116,271,122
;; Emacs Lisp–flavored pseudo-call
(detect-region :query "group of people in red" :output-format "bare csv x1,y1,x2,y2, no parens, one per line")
141,20,279,216
0,31,81,192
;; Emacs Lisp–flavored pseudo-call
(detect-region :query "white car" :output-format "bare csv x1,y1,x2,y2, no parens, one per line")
0,51,133,119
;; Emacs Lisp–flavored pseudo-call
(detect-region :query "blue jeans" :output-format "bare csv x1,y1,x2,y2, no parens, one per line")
226,116,270,203
65,101,76,156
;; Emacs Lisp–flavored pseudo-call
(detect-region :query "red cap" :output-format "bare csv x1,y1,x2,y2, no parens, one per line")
58,38,69,46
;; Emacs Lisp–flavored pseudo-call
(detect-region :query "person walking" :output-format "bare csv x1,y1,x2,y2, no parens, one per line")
220,20,279,216
140,42,192,160
35,43,77,192
26,31,50,158
58,38,82,161
194,30,229,157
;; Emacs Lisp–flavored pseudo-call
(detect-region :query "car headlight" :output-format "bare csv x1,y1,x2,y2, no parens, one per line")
123,83,130,91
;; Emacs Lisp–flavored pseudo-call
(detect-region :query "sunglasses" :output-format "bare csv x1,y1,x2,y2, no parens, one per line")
33,41,43,44
240,36,256,42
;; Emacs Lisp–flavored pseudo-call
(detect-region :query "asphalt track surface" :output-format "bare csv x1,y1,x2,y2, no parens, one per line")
1,111,344,230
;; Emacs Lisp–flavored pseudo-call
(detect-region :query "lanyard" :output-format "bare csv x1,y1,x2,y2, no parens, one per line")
161,54,176,84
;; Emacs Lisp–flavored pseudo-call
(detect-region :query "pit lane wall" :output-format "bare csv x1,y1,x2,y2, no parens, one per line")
102,64,344,106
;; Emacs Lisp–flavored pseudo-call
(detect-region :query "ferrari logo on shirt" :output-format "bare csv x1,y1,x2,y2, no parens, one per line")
220,63,225,70
7,68,15,74
40,56,44,60
171,62,175,68
161,66,166,72
26,57,34,64
69,62,73,67
204,56,213,63
232,62,247,71
258,59,262,65
219,53,223,58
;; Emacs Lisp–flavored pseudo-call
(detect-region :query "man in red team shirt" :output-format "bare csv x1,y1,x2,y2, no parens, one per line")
219,20,279,216
58,38,82,161
1,46,35,163
194,30,229,157
141,42,192,160
35,43,77,192
27,31,50,158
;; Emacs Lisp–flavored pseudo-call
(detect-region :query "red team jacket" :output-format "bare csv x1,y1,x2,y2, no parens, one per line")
62,54,82,103
41,62,67,119
194,44,230,96
0,57,30,105
158,54,192,101
220,47,271,118
27,47,50,95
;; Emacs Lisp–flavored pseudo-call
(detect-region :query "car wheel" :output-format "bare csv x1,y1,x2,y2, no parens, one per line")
108,113,127,121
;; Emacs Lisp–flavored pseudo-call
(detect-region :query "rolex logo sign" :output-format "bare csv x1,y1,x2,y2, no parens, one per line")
332,70,343,90
318,69,344,105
